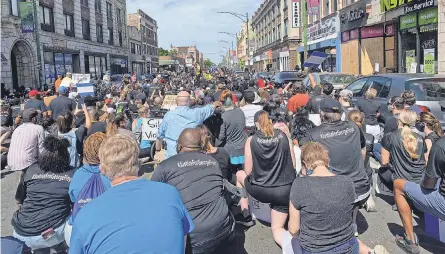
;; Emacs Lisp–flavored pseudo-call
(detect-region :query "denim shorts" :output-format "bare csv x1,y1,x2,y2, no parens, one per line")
13,222,66,251
404,181,445,220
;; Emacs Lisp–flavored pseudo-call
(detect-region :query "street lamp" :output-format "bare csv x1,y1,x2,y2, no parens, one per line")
218,31,237,39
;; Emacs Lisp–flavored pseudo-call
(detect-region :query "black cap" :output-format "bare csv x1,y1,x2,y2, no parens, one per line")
21,108,38,121
320,98,343,113
244,90,256,100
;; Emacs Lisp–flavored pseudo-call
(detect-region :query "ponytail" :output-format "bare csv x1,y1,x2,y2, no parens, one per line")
420,111,443,137
401,125,419,159
257,111,274,137
433,121,443,137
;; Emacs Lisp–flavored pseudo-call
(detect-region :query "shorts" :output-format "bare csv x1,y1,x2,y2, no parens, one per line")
244,176,291,213
404,181,445,220
13,222,66,251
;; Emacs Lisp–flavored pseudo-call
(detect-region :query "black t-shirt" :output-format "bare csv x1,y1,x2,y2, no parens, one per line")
86,121,106,136
151,151,232,246
24,99,47,112
303,121,370,197
250,129,295,187
383,115,398,135
425,137,445,197
381,129,426,183
12,164,75,236
208,148,231,181
48,96,76,120
426,132,440,144
306,94,329,114
356,98,381,125
291,176,356,253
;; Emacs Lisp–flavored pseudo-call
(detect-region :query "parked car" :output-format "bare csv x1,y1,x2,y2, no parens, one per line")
271,71,304,88
345,74,445,125
319,73,357,90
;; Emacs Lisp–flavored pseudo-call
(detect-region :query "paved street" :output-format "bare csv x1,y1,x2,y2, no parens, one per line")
2,169,445,253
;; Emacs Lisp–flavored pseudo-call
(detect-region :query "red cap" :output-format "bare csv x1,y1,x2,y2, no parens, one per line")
104,98,112,105
29,90,40,97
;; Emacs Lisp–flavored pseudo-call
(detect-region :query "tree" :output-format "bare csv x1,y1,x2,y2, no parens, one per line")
158,47,169,56
203,58,215,68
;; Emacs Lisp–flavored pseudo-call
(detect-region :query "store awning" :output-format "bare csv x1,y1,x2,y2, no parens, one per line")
159,60,177,66
297,38,337,52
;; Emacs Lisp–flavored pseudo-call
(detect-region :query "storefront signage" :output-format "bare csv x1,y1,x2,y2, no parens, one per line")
400,13,417,29
350,29,359,40
380,0,414,12
421,39,436,49
418,8,438,26
423,48,435,74
19,2,34,33
307,0,320,15
361,26,384,39
405,0,434,13
340,7,365,24
55,53,64,65
292,0,301,27
307,15,338,41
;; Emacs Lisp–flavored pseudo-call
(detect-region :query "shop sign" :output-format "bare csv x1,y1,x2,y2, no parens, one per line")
340,7,366,24
307,0,320,15
380,0,414,12
423,48,435,74
405,50,416,73
421,39,436,49
292,0,301,27
361,26,384,39
418,8,438,26
341,31,350,42
400,13,417,30
404,0,435,13
19,2,34,33
307,15,338,41
350,29,360,40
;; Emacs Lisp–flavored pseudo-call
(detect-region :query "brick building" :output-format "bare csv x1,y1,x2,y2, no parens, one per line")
2,0,128,90
127,9,158,73
171,45,202,68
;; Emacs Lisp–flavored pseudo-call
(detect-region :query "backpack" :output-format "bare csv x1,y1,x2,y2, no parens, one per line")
71,173,106,222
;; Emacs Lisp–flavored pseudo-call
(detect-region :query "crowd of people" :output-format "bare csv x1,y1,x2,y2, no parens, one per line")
1,67,445,254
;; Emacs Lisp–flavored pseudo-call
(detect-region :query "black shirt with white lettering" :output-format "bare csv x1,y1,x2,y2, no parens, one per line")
356,98,381,126
303,121,370,198
12,163,75,236
425,137,445,197
306,94,329,114
151,151,232,247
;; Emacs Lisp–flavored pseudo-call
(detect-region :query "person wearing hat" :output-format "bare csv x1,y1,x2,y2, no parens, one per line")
301,98,370,237
24,90,47,117
7,109,45,172
48,86,76,120
306,82,334,114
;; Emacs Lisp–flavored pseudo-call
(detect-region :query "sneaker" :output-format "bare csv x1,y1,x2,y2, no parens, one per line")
235,209,256,227
395,234,420,254
373,245,390,254
392,204,398,211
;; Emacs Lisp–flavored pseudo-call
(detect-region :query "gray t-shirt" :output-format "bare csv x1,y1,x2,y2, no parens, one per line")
290,175,356,253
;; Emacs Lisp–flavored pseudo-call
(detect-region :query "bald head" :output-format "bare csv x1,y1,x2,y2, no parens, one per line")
177,128,202,152
176,91,190,106
154,96,163,106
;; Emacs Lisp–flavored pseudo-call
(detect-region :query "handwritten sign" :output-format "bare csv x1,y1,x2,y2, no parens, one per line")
141,118,163,141
72,73,91,85
161,95,177,110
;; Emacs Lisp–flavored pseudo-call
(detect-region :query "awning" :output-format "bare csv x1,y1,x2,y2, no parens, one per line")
159,60,177,66
297,38,337,52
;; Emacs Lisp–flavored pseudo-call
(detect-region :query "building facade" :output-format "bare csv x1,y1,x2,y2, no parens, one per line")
127,9,158,73
251,0,303,72
171,45,202,70
2,0,129,90
437,0,444,74
237,21,255,69
128,25,144,75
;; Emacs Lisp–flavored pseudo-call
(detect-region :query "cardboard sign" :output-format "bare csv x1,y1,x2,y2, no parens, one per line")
161,95,177,110
141,118,163,141
72,74,91,85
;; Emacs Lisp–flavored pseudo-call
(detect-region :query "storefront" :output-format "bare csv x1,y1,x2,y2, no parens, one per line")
110,56,128,75
340,0,396,75
399,7,438,73
43,49,80,84
85,54,107,79
298,13,340,72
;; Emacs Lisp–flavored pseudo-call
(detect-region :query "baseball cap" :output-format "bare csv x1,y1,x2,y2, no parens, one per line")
21,108,38,121
339,89,353,98
58,86,69,94
320,98,343,113
28,90,40,97
244,90,256,101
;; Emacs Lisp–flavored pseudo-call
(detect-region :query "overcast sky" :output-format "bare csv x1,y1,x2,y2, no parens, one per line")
127,0,261,64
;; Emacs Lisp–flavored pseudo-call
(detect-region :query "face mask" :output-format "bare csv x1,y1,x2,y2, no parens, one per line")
224,97,232,106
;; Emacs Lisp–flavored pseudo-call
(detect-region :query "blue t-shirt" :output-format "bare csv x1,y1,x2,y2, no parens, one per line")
69,179,194,254
69,164,111,203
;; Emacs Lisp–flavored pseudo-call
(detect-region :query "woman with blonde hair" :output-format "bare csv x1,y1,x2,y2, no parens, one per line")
236,110,296,247
419,111,443,160
381,109,426,190
356,88,382,142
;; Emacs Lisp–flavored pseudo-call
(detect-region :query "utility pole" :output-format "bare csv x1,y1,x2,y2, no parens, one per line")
302,0,308,63
32,0,43,87
246,12,249,60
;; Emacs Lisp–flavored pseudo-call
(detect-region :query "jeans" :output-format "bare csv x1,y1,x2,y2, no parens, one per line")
13,222,66,252
404,181,445,220
373,143,382,164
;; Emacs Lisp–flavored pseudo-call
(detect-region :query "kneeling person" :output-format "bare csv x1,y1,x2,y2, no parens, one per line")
151,128,235,254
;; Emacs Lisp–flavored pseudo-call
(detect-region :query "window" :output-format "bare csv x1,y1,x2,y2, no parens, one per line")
80,0,88,6
108,28,113,45
406,79,445,101
333,0,338,12
82,19,90,40
116,8,121,23
9,0,22,16
284,18,288,36
346,78,370,97
95,0,101,12
136,44,140,54
106,2,112,19
278,24,281,39
130,42,135,54
368,77,391,98
40,5,54,32
96,24,103,43
118,31,122,46
64,13,74,36
284,0,288,8
272,28,275,41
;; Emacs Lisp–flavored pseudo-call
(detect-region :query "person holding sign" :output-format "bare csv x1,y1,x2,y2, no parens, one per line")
155,91,221,159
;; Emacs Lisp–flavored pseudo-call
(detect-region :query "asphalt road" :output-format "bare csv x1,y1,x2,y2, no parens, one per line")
2,169,445,254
